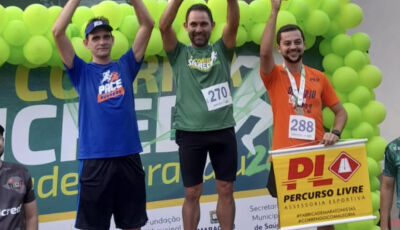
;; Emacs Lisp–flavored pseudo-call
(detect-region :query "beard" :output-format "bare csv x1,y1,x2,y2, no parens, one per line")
282,49,303,64
0,148,3,158
189,32,210,47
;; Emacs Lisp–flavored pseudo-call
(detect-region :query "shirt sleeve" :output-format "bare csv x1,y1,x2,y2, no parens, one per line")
23,169,36,204
119,49,144,82
383,143,397,177
64,55,87,92
215,38,234,63
166,41,184,66
321,73,339,107
260,65,280,91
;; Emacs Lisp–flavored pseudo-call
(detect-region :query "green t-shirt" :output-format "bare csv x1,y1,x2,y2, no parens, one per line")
167,39,235,131
383,137,400,209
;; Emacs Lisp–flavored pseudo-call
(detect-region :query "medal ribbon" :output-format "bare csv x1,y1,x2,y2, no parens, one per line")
283,63,306,107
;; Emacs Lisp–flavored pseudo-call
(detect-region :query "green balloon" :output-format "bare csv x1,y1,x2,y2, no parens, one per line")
145,28,163,57
120,3,134,18
362,100,386,125
348,85,371,107
367,157,380,177
352,32,370,52
340,128,352,139
143,0,160,26
288,0,309,23
71,37,92,63
5,6,23,22
373,210,380,225
6,45,24,65
47,48,63,68
332,66,359,93
276,10,297,32
336,91,348,103
344,50,367,71
48,6,62,25
322,107,335,129
250,23,266,45
3,20,30,46
66,24,80,39
347,220,374,230
249,0,271,23
0,37,10,66
304,32,316,50
210,23,225,44
119,15,139,40
322,53,343,74
177,26,191,45
208,0,227,23
342,103,362,129
359,65,382,89
371,191,379,211
320,0,340,19
334,223,348,230
23,4,50,35
323,19,345,38
236,26,248,47
92,1,122,29
351,122,373,139
111,31,129,60
340,3,363,29
372,125,380,136
331,34,353,56
72,6,94,30
0,5,7,33
239,1,250,27
366,136,387,161
305,10,330,36
319,38,332,56
369,175,380,191
23,35,52,65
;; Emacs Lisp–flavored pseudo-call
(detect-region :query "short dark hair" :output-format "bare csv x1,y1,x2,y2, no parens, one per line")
185,4,213,23
276,24,305,44
0,125,4,136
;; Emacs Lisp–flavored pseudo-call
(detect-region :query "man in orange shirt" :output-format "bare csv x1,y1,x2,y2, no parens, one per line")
259,1,347,229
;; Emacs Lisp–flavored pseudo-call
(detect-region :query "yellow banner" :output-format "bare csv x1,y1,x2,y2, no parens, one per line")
270,140,374,229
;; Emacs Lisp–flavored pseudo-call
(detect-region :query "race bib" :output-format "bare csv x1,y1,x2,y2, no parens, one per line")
289,115,316,140
201,82,233,111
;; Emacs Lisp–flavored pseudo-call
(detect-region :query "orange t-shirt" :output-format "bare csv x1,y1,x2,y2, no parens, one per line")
260,65,339,150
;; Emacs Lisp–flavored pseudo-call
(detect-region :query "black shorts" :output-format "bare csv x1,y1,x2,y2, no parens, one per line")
75,154,148,230
175,127,238,187
266,162,277,198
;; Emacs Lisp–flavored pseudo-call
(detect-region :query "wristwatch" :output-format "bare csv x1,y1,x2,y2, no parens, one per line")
331,129,341,138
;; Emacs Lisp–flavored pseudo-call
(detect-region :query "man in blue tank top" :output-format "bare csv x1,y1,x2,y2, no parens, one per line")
52,0,154,229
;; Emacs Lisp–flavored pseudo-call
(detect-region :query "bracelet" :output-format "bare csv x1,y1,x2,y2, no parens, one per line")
331,129,341,138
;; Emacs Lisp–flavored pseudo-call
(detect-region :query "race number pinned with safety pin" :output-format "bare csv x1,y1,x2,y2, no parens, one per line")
201,82,233,111
289,115,316,140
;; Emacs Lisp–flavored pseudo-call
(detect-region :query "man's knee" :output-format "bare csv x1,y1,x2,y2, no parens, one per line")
185,184,202,201
216,180,234,197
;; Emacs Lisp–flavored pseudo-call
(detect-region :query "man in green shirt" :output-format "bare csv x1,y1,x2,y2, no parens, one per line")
381,137,400,230
159,1,239,229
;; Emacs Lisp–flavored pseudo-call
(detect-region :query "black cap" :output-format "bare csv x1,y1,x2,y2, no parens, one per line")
0,125,3,136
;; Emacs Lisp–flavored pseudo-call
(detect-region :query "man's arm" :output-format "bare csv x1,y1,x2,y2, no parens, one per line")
24,200,38,230
159,0,182,52
131,0,155,61
321,102,347,145
380,175,395,230
260,0,281,75
221,0,239,49
52,0,79,69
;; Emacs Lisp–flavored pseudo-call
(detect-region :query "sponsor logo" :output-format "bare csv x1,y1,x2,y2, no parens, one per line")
329,152,360,181
97,70,125,103
0,204,22,217
188,51,218,71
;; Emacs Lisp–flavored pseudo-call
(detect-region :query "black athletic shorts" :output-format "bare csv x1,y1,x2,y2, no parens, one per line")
266,162,277,198
75,154,148,230
175,127,238,187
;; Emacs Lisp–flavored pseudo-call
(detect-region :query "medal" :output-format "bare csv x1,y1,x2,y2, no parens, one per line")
295,106,304,115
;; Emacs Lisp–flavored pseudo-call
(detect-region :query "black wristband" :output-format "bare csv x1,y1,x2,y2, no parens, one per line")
331,129,341,138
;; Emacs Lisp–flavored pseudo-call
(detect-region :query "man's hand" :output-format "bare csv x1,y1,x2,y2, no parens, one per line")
320,132,339,146
271,0,282,12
